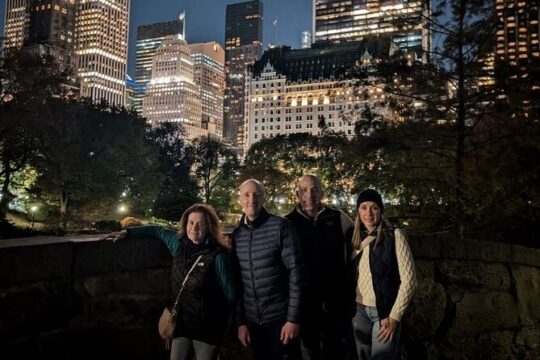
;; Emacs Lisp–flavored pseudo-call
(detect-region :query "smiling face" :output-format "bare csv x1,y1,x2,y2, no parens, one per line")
239,180,265,221
358,201,381,232
297,175,323,217
186,211,208,244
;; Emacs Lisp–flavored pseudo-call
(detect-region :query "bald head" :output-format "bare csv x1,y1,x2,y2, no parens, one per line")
239,179,266,220
297,174,323,217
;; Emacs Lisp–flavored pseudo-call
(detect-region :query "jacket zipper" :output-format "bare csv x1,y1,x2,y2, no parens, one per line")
248,227,262,323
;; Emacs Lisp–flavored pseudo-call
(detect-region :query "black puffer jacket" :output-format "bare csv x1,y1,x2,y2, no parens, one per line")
231,208,305,325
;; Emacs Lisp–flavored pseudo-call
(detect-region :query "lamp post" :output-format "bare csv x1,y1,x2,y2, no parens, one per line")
30,206,38,229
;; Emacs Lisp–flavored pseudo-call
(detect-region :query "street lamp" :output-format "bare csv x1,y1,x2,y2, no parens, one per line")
30,206,38,229
118,205,127,214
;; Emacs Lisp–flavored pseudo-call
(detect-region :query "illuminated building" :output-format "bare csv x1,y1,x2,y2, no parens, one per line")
224,0,263,147
3,0,30,51
134,13,185,114
23,0,76,71
74,0,130,106
495,0,539,104
313,0,429,59
244,42,389,151
189,42,225,138
142,36,206,139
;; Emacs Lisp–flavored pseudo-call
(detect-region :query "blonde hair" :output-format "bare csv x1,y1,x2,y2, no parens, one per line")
352,214,384,251
177,204,230,249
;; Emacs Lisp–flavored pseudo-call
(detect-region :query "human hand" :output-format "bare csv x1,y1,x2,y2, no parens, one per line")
378,317,398,343
238,325,250,347
280,321,300,345
101,230,127,242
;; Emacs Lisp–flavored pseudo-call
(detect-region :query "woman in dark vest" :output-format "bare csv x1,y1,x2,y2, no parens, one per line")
107,204,235,360
350,189,417,359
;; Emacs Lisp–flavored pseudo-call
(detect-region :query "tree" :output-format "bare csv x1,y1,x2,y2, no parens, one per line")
33,100,153,229
0,50,69,210
191,136,239,211
345,0,503,240
146,122,198,222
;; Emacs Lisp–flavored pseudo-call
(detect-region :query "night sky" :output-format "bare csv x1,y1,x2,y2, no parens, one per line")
0,0,313,76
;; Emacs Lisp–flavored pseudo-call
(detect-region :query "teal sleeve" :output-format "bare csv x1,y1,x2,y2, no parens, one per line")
214,251,236,306
126,226,180,256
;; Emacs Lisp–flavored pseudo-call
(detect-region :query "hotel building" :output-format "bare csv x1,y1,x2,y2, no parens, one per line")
244,42,389,151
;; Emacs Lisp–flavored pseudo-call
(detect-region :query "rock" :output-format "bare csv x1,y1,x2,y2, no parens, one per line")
437,260,511,290
477,331,515,360
512,265,540,324
511,245,540,267
448,290,518,338
515,325,540,359
415,260,435,280
81,268,170,298
403,279,446,340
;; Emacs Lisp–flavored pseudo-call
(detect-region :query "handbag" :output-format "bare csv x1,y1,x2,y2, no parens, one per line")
158,254,203,348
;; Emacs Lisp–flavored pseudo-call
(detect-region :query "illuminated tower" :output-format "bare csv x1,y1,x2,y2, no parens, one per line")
313,0,428,57
143,36,205,139
224,0,263,146
189,42,226,138
134,12,185,114
74,0,130,106
3,0,30,51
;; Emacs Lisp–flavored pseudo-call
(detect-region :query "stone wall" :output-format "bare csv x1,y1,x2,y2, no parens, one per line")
0,235,539,359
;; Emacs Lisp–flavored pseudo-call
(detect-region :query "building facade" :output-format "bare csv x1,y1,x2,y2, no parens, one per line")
134,13,185,114
74,0,130,106
142,35,205,139
244,42,388,151
24,0,76,70
224,0,263,146
189,42,225,138
3,0,30,51
313,0,429,59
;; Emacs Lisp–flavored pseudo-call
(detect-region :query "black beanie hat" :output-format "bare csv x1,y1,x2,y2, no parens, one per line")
356,189,384,213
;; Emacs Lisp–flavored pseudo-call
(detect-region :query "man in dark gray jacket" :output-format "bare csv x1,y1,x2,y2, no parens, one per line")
232,179,304,360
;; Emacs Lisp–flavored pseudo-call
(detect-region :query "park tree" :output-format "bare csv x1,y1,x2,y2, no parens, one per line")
0,50,69,210
190,136,239,212
146,122,199,222
32,100,153,229
345,0,519,240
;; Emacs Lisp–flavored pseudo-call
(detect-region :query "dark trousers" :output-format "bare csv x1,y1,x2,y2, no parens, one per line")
300,304,350,360
247,320,301,360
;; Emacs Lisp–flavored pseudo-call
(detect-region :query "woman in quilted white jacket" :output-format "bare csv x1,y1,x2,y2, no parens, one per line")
350,189,417,360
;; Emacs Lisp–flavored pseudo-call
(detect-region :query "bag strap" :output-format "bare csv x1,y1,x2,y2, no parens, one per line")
171,254,203,311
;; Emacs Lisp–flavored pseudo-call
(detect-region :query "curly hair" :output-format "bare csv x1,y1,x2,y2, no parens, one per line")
177,204,230,249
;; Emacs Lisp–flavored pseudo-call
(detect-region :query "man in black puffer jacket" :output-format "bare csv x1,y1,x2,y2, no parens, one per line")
231,179,305,360
286,174,354,360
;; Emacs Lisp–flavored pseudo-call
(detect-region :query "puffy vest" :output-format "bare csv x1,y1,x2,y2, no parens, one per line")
351,225,401,320
170,238,229,344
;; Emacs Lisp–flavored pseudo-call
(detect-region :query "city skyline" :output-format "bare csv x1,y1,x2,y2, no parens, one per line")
0,0,313,76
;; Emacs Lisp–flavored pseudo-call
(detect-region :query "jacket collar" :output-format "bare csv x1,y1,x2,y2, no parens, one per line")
294,203,327,222
240,207,270,229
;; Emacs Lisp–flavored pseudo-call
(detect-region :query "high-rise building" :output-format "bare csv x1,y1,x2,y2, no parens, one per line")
224,0,263,147
313,0,428,58
3,0,30,51
189,42,226,138
143,36,207,139
24,0,76,70
244,42,390,151
74,0,130,106
134,13,185,114
495,0,539,70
